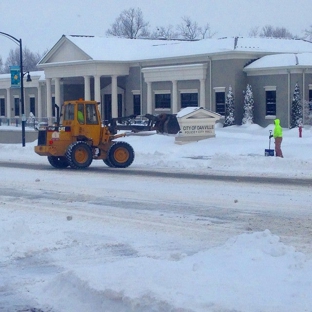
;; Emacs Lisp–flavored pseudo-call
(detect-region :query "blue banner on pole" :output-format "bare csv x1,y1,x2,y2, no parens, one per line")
10,66,21,88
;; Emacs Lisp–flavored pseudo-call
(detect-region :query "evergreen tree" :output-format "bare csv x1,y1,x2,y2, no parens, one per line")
224,86,235,127
290,83,303,128
242,84,254,124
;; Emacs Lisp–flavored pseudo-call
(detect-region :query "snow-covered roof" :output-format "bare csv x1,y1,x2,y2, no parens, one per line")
177,107,201,118
62,35,312,62
0,71,45,89
0,71,45,80
29,71,45,81
244,53,312,70
176,107,221,119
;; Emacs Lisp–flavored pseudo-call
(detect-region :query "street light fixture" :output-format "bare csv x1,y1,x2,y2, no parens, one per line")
0,31,31,147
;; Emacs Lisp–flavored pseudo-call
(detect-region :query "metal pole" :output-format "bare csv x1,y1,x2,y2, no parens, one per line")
20,38,26,147
0,31,26,146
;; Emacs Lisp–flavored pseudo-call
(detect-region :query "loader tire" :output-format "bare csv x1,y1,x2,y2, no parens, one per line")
108,141,134,168
47,156,69,169
103,158,115,168
66,141,93,169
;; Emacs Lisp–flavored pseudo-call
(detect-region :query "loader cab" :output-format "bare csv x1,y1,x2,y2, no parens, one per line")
75,102,99,126
60,100,102,145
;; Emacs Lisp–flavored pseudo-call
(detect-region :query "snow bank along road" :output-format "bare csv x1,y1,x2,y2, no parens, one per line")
1,165,312,311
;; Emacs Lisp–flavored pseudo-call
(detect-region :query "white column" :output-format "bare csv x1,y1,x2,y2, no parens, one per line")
111,75,118,118
54,78,61,107
172,80,178,113
46,78,52,122
94,75,101,103
6,88,11,119
37,83,42,118
200,78,206,108
84,76,91,100
147,82,152,114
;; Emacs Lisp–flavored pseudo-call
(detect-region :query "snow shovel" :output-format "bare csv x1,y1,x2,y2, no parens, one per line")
265,130,274,156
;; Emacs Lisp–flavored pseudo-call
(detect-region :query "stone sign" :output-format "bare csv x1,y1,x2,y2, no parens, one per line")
175,107,221,144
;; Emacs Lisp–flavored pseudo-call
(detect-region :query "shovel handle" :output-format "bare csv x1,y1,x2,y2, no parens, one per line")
269,130,272,149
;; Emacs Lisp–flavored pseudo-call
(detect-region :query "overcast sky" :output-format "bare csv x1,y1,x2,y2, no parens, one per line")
1,0,311,60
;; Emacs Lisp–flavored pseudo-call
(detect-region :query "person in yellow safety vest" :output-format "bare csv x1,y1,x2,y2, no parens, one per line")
77,110,84,124
270,118,283,157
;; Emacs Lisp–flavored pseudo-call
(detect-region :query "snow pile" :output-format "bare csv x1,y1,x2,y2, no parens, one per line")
121,123,312,178
58,230,310,312
2,209,311,312
4,224,311,312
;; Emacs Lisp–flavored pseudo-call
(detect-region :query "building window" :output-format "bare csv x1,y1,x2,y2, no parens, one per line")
309,89,312,113
0,98,5,116
155,93,171,109
118,94,122,118
266,90,276,116
133,94,141,115
215,92,225,115
30,97,35,116
103,94,123,121
181,93,198,108
104,94,112,121
14,97,20,116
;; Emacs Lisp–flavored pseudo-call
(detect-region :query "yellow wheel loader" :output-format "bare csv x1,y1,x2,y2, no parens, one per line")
34,99,134,169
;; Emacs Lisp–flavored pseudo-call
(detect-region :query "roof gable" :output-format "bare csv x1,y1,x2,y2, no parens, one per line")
39,36,92,65
177,107,221,120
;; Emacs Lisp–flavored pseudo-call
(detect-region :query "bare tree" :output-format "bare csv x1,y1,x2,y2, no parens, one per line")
304,25,312,41
106,7,150,39
249,25,296,38
3,47,43,73
199,23,216,39
177,16,215,40
0,56,3,74
150,25,179,40
259,25,294,38
177,16,200,40
248,26,260,37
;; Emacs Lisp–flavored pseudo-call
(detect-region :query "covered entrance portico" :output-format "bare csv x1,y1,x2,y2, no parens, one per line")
43,64,129,122
38,35,129,123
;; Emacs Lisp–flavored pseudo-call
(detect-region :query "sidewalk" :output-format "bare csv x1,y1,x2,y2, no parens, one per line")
0,127,37,144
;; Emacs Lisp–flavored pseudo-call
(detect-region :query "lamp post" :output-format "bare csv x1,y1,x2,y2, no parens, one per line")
0,31,30,147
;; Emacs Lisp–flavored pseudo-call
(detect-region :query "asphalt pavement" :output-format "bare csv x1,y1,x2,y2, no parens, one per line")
0,160,311,187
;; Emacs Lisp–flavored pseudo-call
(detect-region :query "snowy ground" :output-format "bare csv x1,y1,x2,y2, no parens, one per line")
0,123,312,312
1,122,312,178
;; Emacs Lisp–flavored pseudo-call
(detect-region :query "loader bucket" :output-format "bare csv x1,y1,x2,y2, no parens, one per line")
155,113,180,135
